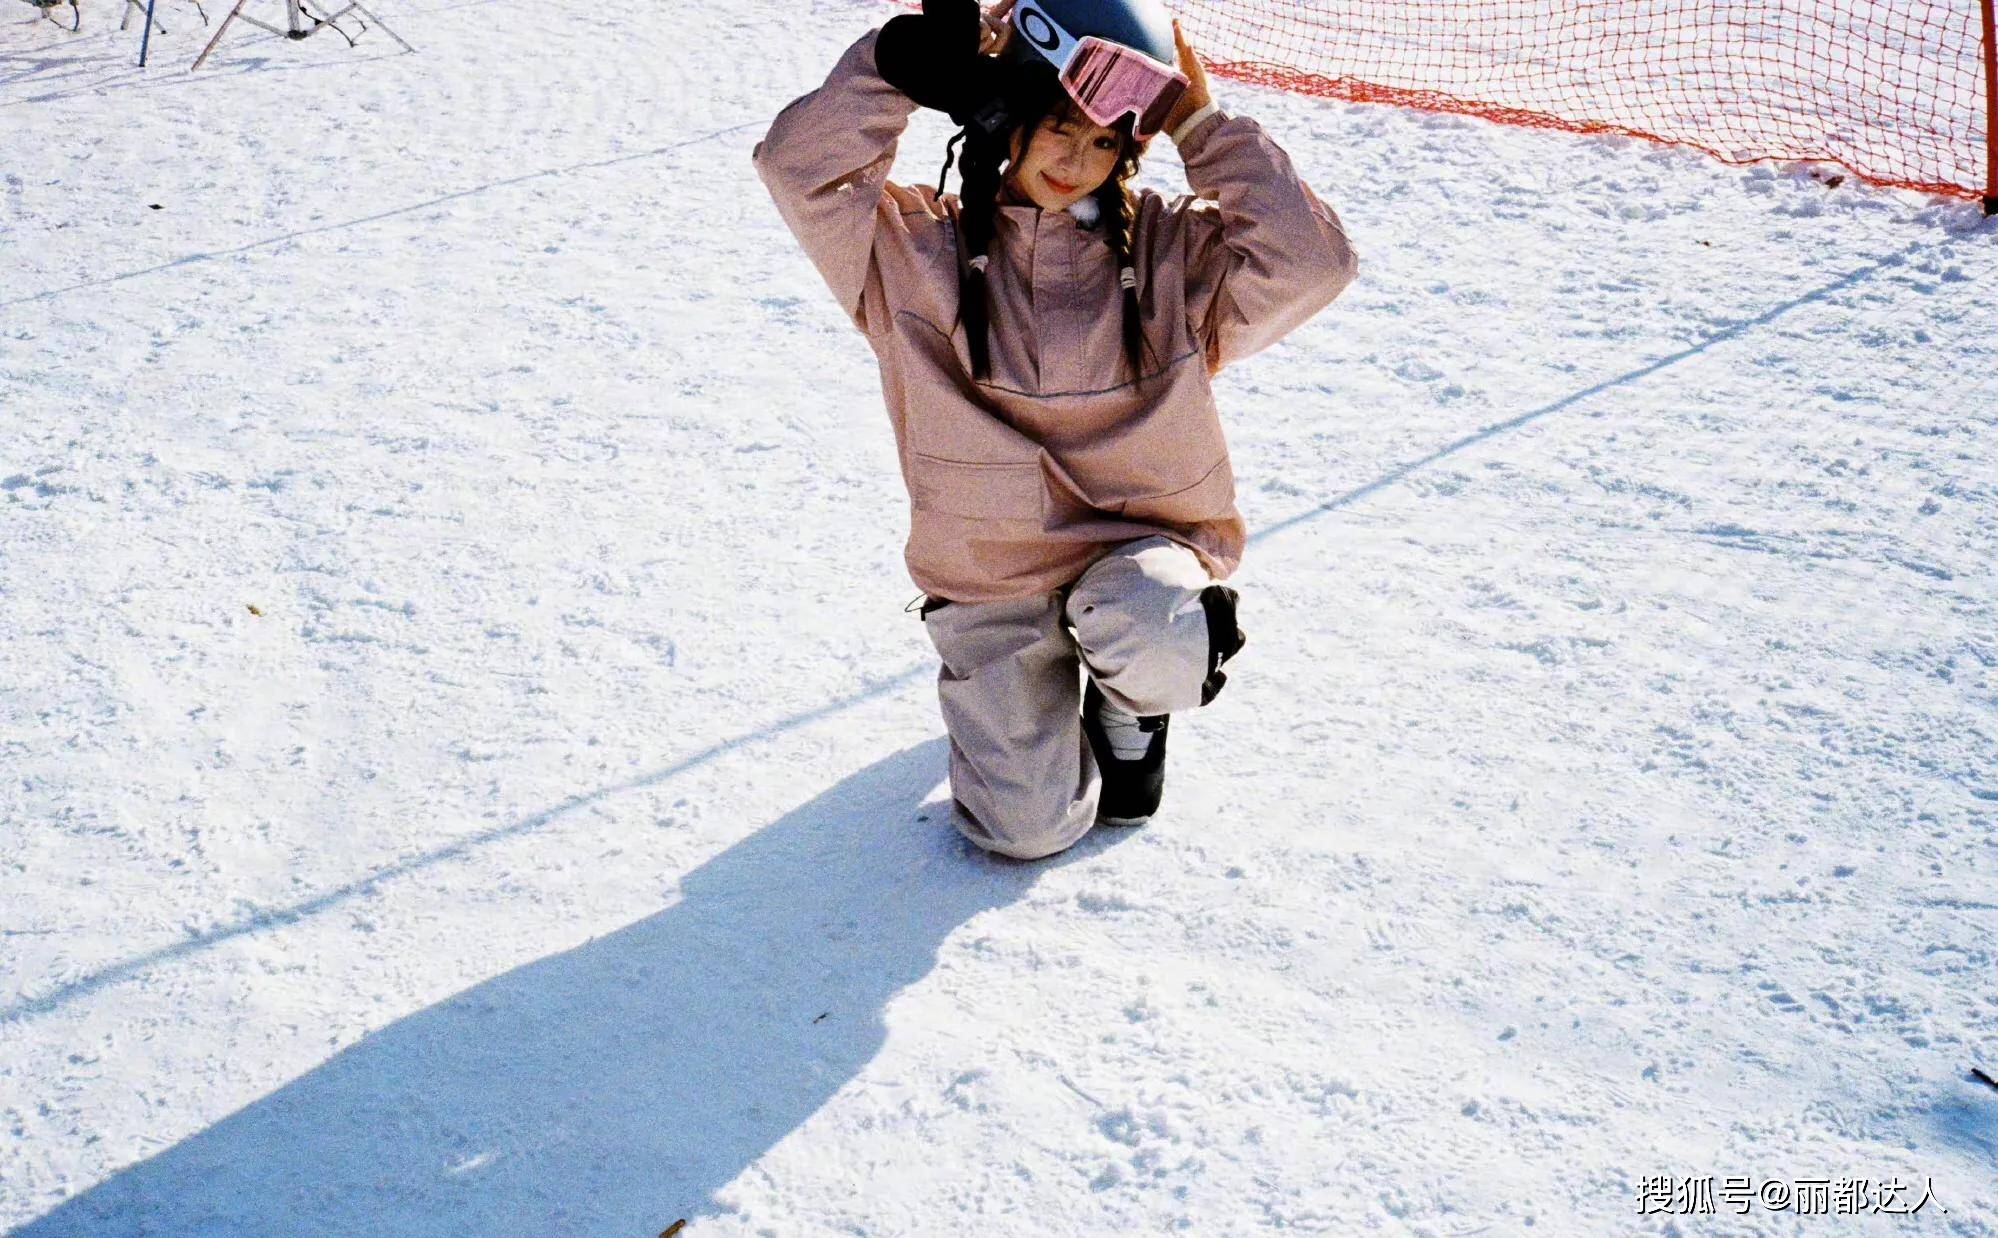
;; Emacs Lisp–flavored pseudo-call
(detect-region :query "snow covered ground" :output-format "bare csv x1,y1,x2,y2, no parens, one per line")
3,0,1995,1232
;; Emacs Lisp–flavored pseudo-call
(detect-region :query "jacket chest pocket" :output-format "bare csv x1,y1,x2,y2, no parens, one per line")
906,452,1048,523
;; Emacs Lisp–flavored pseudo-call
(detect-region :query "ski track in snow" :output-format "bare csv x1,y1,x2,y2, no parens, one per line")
2,0,1995,1232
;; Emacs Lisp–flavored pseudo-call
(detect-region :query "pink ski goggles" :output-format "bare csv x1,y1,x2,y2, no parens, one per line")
1012,0,1190,139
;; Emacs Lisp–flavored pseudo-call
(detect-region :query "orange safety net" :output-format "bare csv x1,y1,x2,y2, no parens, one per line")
892,0,1997,203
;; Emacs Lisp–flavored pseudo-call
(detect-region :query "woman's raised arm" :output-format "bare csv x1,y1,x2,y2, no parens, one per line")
751,28,920,336
1175,104,1360,373
1166,26,1357,374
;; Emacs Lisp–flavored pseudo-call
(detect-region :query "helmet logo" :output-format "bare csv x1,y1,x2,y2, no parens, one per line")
1018,6,1059,52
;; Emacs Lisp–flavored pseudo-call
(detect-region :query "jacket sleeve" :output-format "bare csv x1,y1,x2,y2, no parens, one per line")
1172,109,1359,372
750,27,921,337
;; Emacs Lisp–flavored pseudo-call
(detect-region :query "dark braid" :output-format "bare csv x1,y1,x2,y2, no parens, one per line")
951,125,1010,381
1092,134,1149,379
945,95,1148,383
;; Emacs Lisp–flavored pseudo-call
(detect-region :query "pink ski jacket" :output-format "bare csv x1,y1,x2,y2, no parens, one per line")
752,27,1358,604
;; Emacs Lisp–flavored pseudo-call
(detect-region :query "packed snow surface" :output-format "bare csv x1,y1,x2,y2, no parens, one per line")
2,0,1995,1232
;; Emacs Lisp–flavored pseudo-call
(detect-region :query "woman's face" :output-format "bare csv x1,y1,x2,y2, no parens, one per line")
1004,107,1134,211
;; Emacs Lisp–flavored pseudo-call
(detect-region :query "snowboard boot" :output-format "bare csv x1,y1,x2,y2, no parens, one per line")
1082,677,1168,826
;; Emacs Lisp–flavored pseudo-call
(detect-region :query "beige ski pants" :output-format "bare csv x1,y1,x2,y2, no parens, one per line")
919,536,1230,860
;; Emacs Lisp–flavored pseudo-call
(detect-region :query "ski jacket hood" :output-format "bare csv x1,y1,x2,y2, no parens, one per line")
752,27,1358,603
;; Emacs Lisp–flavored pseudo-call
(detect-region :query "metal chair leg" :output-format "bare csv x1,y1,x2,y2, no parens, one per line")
190,0,246,69
349,1,410,51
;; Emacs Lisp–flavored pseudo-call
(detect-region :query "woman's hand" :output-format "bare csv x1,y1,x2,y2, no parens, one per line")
1161,18,1214,138
977,0,1015,56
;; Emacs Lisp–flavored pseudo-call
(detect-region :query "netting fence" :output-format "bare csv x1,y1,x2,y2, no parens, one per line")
896,0,1998,205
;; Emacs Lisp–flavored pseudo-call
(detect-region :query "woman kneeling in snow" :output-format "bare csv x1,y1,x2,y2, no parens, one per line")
752,0,1357,859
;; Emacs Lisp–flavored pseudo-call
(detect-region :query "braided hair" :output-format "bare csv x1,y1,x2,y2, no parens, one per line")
940,95,1150,382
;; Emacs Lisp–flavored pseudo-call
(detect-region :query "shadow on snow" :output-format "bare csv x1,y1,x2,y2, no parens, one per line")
17,738,1135,1233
